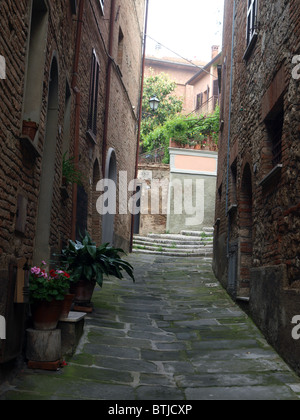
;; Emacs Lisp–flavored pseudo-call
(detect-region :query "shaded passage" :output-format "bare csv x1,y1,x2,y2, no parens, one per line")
1,254,300,400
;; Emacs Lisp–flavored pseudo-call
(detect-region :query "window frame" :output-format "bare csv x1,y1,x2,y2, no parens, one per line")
87,49,100,140
99,0,104,15
244,0,258,60
247,0,257,46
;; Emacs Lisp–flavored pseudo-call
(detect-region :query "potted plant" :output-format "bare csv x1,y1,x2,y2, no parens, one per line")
60,232,135,308
62,152,83,186
29,261,72,330
22,119,39,142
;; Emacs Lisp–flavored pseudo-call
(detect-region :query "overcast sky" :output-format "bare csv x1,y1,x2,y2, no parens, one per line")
146,0,224,64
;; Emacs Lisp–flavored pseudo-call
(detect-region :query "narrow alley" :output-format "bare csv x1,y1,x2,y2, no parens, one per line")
1,253,300,401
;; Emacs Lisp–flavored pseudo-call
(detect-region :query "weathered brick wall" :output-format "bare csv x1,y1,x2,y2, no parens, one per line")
214,0,300,374
0,0,145,375
0,0,76,370
77,0,145,252
104,0,145,251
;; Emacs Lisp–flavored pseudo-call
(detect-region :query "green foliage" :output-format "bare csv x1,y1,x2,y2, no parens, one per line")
143,107,220,163
62,152,83,186
141,71,183,143
59,231,135,288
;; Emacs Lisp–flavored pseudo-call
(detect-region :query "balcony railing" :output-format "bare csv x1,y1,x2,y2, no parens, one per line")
194,96,218,117
139,147,166,164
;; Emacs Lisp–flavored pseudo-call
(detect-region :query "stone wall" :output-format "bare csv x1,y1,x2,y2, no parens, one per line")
213,0,300,374
137,164,170,235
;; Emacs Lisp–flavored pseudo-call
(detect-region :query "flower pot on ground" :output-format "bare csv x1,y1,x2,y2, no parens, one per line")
29,262,72,330
73,280,96,307
22,120,39,142
60,231,135,309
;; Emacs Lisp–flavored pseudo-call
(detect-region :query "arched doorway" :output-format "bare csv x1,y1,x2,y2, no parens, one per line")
101,148,117,245
92,159,101,245
34,56,59,264
239,163,253,296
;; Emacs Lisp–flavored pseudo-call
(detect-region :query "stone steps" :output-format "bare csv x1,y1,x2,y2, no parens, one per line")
133,229,214,257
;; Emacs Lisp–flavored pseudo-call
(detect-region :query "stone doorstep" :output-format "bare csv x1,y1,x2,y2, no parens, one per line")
133,241,213,251
133,232,213,256
132,248,213,257
133,246,213,254
147,233,213,240
133,237,213,246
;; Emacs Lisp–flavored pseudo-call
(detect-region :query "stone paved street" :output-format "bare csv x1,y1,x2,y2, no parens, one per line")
1,254,300,400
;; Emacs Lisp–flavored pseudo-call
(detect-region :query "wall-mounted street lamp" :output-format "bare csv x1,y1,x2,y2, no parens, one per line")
149,95,160,112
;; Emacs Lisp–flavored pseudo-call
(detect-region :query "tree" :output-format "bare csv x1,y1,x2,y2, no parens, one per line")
141,70,183,146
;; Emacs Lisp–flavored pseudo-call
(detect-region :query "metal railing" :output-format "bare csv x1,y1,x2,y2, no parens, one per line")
193,96,218,117
139,147,166,164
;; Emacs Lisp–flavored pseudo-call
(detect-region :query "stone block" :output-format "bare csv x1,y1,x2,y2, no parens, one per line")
58,312,86,356
26,329,61,363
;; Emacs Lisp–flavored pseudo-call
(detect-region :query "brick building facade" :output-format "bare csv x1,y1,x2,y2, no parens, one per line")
213,0,300,374
0,0,146,378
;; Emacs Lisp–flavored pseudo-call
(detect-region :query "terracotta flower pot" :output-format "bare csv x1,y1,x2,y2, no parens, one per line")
22,120,38,142
31,299,64,330
60,294,75,319
74,279,96,305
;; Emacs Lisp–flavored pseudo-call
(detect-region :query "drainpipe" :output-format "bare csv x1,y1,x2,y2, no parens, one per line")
130,0,149,252
71,0,84,241
225,0,236,257
102,0,117,177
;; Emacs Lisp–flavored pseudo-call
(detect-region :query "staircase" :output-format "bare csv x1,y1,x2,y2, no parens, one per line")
132,228,214,257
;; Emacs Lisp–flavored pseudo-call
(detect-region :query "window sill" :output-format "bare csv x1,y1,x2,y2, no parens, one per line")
86,129,97,145
227,204,237,216
243,32,258,61
259,164,282,188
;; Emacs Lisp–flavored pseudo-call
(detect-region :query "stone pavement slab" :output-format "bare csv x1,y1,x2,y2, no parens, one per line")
1,254,300,400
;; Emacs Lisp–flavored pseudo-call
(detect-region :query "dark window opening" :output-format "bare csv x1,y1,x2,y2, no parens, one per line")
117,28,124,69
265,107,284,167
231,160,237,204
87,50,100,136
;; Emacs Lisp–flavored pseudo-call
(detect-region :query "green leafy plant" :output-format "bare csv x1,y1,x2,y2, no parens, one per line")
62,152,83,186
143,106,220,163
60,231,135,288
29,261,71,303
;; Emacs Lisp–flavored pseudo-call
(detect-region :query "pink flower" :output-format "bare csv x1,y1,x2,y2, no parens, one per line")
31,267,41,276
